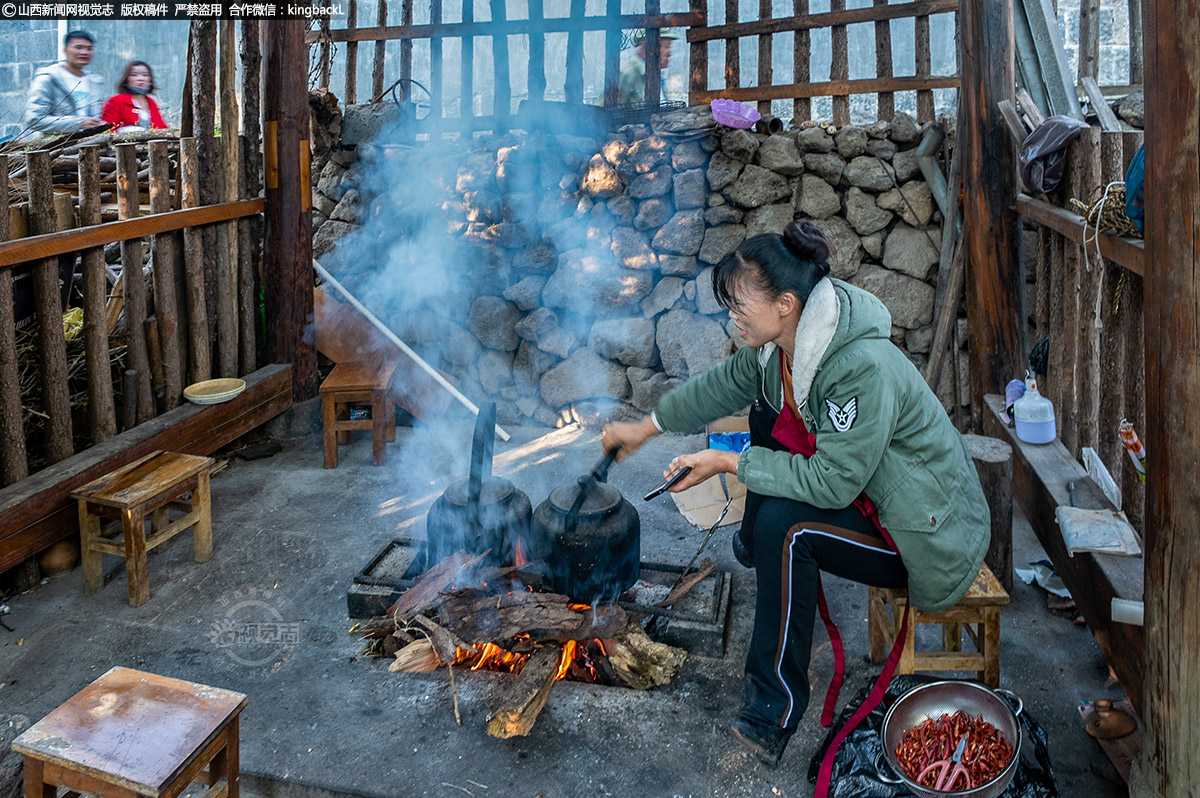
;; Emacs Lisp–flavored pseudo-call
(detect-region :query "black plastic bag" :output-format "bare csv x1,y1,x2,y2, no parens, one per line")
807,675,1058,798
1019,115,1089,194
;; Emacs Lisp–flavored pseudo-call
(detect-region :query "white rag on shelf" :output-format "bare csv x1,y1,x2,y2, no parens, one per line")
1054,506,1142,557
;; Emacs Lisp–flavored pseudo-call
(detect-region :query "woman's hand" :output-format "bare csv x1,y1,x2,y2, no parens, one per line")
665,449,740,492
601,416,660,461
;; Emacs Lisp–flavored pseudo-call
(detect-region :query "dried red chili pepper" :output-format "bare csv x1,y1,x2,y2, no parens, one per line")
895,710,1014,789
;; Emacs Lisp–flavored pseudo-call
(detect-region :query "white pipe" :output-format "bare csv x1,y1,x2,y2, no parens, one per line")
313,259,511,442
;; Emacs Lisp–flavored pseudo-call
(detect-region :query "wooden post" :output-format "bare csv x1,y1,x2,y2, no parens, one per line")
756,0,772,116
1141,1,1200,792
240,21,263,375
873,0,894,120
191,21,219,344
180,138,212,385
116,144,154,424
914,11,933,122
528,0,545,102
959,0,1021,432
1077,0,1099,81
565,0,587,105
149,141,183,409
830,0,849,126
724,0,739,91
963,434,1013,593
1127,0,1143,85
79,147,117,441
27,150,74,463
373,0,388,101
345,0,359,104
462,0,476,115
792,0,809,123
263,21,318,400
318,18,331,88
687,0,707,110
430,0,443,122
400,0,413,87
605,0,621,106
0,155,28,485
490,0,511,117
218,21,240,378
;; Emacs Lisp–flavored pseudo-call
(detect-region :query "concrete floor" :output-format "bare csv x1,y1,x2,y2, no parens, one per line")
0,405,1130,798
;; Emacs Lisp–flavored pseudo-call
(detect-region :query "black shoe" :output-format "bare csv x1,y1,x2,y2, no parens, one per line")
729,714,792,769
732,531,755,568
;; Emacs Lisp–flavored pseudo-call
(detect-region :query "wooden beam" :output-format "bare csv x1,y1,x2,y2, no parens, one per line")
983,396,1145,712
310,12,703,43
0,200,264,269
688,0,956,42
1141,0,1200,790
688,75,959,104
0,364,293,574
1015,194,1143,276
960,0,1021,431
263,21,318,400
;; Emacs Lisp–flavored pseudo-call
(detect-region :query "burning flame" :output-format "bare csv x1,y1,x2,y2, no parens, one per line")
555,641,580,680
470,643,529,673
514,537,528,567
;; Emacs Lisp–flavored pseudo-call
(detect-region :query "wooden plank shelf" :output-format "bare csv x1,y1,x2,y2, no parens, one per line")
983,394,1145,713
1016,193,1144,277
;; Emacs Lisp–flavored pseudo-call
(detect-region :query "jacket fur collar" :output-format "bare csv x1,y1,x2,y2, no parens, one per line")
755,277,839,409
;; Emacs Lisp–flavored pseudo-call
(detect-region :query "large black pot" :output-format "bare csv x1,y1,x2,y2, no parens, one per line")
425,475,532,568
531,480,639,603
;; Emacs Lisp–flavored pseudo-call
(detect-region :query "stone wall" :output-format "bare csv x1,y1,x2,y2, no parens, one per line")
0,22,57,141
311,109,967,428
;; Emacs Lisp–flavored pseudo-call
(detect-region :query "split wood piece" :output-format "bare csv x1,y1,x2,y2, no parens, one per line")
116,143,154,424
386,549,491,620
27,149,74,463
390,638,441,673
411,614,476,663
0,155,29,485
604,622,687,690
1016,88,1046,128
436,588,583,643
658,557,715,608
486,644,563,739
179,137,211,384
148,141,183,409
962,434,1014,593
79,146,117,443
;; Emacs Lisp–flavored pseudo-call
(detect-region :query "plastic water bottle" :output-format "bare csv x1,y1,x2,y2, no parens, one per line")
1014,373,1057,444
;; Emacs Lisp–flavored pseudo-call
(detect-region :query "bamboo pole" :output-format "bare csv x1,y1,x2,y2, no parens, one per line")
0,155,28,485
79,146,117,442
312,260,511,442
27,150,74,462
149,141,183,409
116,143,154,424
180,137,211,384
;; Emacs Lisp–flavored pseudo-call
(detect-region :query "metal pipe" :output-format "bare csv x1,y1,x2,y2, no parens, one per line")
312,258,511,442
916,124,961,236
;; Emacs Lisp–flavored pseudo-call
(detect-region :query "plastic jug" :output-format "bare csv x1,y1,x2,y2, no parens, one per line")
1014,373,1057,444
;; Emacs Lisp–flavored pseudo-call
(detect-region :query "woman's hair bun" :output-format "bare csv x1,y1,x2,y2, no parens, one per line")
782,220,832,273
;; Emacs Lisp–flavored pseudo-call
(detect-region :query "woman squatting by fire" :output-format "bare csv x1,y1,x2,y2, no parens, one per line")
602,219,990,768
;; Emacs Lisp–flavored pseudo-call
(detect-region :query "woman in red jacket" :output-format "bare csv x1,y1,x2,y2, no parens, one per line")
101,61,168,131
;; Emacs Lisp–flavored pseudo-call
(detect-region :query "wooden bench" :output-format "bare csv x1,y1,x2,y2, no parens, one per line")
13,666,246,798
868,563,1010,687
73,451,215,607
320,360,399,468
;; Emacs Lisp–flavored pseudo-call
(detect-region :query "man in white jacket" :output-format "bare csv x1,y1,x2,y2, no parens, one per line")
22,30,107,135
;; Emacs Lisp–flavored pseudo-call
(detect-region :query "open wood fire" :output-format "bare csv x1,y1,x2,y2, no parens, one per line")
359,549,711,738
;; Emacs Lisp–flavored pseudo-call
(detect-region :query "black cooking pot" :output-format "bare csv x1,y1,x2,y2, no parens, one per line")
531,480,639,602
425,475,532,568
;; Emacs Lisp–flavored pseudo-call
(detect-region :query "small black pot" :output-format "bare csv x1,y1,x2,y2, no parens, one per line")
531,481,639,602
425,476,532,568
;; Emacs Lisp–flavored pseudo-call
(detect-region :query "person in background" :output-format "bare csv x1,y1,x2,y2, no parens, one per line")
102,61,169,131
618,27,678,106
22,30,107,135
602,220,989,768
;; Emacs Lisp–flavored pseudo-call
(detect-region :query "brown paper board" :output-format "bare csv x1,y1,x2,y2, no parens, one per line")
670,416,750,529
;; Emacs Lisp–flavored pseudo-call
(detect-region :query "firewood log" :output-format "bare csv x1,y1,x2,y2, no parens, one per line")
605,623,687,690
412,615,476,662
386,550,490,620
389,639,441,673
486,645,563,738
437,590,582,643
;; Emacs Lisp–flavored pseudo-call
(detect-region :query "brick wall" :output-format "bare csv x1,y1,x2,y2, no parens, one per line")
0,22,57,141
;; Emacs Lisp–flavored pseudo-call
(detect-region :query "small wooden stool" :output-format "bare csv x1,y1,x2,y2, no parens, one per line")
13,666,246,798
320,360,399,468
73,450,215,607
868,563,1010,687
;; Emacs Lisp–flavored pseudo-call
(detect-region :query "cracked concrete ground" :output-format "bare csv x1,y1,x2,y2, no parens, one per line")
1,404,1129,798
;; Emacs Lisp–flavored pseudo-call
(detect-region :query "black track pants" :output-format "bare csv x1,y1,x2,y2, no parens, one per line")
737,403,908,729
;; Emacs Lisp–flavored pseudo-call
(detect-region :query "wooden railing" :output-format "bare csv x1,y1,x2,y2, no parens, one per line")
1016,126,1146,531
686,0,959,125
307,0,704,133
0,137,263,489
